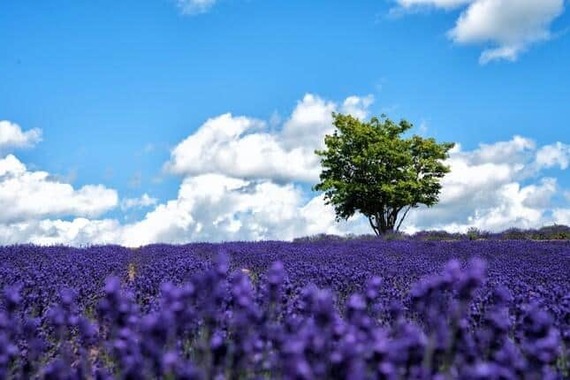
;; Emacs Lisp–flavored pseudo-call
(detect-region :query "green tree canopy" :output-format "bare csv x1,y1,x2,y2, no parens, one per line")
314,113,455,236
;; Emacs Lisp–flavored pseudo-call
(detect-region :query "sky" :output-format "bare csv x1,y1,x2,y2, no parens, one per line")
1,0,570,246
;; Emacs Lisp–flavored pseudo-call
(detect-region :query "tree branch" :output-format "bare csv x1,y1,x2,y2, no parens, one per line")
368,216,380,236
395,205,412,232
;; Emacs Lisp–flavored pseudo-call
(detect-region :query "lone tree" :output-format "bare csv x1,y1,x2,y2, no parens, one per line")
314,113,455,236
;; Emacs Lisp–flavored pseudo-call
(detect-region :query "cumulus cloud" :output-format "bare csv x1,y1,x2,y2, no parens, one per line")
279,94,337,150
122,174,299,245
395,0,566,63
175,0,217,15
0,154,121,246
467,179,557,231
0,121,42,151
0,154,118,223
120,174,369,247
535,142,570,170
0,218,122,246
406,136,569,233
553,208,570,226
465,135,535,164
165,94,374,183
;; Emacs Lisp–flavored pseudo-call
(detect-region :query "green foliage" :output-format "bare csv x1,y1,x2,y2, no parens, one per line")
314,113,455,235
413,230,464,241
501,224,570,240
500,228,529,240
467,227,481,241
534,224,570,240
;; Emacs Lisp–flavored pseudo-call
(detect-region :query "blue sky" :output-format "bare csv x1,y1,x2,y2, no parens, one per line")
1,0,570,245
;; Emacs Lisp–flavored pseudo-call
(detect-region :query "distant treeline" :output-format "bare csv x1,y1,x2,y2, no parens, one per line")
293,224,570,243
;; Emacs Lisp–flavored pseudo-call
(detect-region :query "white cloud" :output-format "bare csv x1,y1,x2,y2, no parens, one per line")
450,0,565,64
435,137,533,205
176,0,217,15
120,173,369,247
0,121,42,151
299,193,369,237
340,95,375,123
535,142,570,170
0,154,118,223
120,194,158,211
397,0,473,10
406,137,567,233
0,218,122,246
280,94,337,150
165,94,374,183
553,208,570,226
122,174,297,245
467,135,535,164
466,179,557,231
395,0,566,63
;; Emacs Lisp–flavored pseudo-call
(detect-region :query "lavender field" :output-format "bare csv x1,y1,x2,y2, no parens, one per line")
1,239,570,379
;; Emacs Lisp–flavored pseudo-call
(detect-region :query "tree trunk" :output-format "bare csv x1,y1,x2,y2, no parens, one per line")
369,209,398,236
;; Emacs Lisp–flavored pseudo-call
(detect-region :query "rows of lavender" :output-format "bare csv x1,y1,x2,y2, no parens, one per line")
1,240,569,379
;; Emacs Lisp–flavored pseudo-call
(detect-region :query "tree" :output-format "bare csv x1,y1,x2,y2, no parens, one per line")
313,113,455,236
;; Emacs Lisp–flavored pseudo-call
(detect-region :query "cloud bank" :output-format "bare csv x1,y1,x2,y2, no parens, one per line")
395,0,566,63
1,93,570,246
